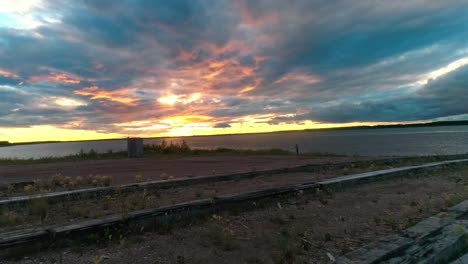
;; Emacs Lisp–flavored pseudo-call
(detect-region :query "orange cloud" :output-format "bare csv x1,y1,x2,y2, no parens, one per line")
29,70,82,84
0,69,19,79
74,86,139,105
112,115,214,136
161,115,212,124
240,86,255,93
153,40,265,96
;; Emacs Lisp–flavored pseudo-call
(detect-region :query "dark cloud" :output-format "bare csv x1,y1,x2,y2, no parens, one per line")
283,65,468,123
214,122,231,128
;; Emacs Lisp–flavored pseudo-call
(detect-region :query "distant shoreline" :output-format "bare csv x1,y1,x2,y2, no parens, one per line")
1,120,467,147
309,120,468,131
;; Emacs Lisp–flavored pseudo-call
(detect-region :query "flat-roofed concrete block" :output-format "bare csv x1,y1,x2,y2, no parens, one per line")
127,137,143,158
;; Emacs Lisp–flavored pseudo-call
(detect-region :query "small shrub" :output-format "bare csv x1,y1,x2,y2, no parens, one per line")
135,174,143,183
316,189,329,205
160,173,169,180
102,195,113,210
34,179,48,190
51,173,65,186
75,176,84,186
156,221,174,235
93,256,104,264
65,176,72,184
24,184,35,193
0,211,20,226
69,206,90,219
180,140,190,152
29,197,49,222
86,175,95,184
68,179,77,188
206,225,238,251
144,140,191,154
101,175,112,186
274,228,298,264
128,191,147,210
453,224,466,234
382,212,399,231
0,214,10,226
88,149,98,158
91,178,100,186
442,193,458,208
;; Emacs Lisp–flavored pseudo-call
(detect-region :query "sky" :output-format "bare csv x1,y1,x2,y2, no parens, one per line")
0,0,467,143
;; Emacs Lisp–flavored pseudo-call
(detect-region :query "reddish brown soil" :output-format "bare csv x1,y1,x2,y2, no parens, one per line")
0,155,371,185
5,167,468,264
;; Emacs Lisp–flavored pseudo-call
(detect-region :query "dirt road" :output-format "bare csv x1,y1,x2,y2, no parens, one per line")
0,155,370,185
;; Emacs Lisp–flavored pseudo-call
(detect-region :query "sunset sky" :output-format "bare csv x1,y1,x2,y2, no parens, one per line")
1,0,467,143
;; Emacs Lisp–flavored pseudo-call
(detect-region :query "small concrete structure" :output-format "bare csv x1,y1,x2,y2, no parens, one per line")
127,138,143,158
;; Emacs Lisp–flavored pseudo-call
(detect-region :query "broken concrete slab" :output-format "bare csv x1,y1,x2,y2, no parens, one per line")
450,253,468,264
338,201,468,264
386,223,468,264
319,159,468,190
403,212,458,240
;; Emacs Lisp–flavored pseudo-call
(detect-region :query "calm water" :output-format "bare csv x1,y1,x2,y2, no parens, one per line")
1,126,468,159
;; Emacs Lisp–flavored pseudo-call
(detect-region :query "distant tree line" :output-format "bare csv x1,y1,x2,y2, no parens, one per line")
0,141,12,147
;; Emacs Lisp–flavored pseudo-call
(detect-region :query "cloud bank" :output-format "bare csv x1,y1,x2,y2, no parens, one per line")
0,0,467,140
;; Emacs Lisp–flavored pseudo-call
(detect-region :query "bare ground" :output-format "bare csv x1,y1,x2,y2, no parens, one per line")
0,155,371,185
6,166,468,264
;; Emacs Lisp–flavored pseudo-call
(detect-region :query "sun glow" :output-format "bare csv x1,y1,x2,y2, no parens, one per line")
54,97,87,108
157,94,178,105
157,93,202,105
0,125,123,144
0,0,41,13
